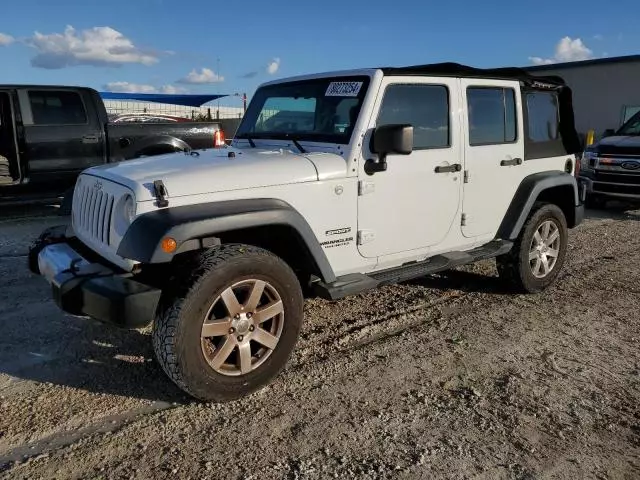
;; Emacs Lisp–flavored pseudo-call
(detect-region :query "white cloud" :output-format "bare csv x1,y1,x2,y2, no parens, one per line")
529,36,594,65
0,33,14,46
266,57,280,75
104,82,187,94
529,57,555,66
593,34,604,41
159,84,188,94
27,25,158,69
178,67,224,84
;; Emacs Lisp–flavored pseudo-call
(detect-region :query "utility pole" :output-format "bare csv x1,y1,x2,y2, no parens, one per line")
216,57,221,120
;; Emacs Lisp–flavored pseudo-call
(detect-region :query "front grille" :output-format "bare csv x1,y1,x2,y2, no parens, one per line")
74,183,115,245
593,171,640,185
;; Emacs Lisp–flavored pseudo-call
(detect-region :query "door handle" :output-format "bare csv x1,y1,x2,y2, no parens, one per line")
500,158,523,166
434,163,462,174
82,135,99,144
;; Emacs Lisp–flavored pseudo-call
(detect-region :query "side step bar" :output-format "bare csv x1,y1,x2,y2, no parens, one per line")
313,240,512,301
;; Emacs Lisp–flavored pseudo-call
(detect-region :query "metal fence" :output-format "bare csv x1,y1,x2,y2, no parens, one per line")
103,100,245,120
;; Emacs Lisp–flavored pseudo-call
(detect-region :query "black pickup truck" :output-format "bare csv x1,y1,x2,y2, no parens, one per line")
579,111,640,206
0,85,224,207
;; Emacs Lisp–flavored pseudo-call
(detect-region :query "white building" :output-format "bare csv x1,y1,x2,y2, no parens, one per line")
524,55,640,139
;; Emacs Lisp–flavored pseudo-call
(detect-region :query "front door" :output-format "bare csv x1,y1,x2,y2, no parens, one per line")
357,78,462,259
18,89,106,182
460,79,525,238
0,91,19,183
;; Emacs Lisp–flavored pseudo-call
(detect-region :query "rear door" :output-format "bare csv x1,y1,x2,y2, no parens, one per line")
460,79,525,238
18,88,106,181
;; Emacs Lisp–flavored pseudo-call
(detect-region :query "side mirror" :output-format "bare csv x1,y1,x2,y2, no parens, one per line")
366,124,413,175
602,128,616,138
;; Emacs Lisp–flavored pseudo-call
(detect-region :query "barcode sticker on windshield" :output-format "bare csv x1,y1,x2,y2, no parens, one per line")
325,82,363,97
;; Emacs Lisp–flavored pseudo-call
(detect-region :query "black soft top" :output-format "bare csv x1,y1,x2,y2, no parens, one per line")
380,61,580,155
380,62,566,88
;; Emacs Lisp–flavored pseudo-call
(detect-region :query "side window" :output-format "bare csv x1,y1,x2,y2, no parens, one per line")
467,87,516,145
622,105,640,125
377,84,449,149
28,91,88,126
526,92,559,142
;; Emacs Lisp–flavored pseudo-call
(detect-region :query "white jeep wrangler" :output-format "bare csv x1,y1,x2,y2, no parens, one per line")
29,63,585,402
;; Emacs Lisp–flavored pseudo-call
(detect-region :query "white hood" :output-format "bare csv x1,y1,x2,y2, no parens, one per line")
84,147,347,201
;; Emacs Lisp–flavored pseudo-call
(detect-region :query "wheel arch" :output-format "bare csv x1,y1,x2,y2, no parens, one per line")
497,171,581,241
117,199,337,284
129,135,191,158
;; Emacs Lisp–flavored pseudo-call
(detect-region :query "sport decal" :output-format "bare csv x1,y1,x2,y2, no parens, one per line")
325,227,351,236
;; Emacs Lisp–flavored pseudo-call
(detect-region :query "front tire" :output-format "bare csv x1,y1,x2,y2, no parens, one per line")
496,203,568,293
153,244,303,402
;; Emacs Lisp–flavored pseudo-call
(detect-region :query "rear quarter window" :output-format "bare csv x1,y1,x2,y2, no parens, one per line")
523,90,566,160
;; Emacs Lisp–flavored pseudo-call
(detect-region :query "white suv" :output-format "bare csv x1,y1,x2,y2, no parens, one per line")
29,63,585,401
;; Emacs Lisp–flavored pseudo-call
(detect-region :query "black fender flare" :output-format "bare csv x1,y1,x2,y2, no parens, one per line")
497,171,582,241
116,199,337,283
128,135,191,158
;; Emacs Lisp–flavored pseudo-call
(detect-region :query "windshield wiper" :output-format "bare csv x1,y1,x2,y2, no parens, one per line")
240,132,306,153
290,138,306,154
237,134,256,148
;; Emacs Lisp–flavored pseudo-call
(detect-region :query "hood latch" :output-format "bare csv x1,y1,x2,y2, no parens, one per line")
153,180,169,208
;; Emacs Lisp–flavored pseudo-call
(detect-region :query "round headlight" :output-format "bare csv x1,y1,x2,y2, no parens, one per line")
123,195,136,224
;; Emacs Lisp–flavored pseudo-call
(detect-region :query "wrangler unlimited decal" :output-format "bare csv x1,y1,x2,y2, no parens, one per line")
320,237,354,248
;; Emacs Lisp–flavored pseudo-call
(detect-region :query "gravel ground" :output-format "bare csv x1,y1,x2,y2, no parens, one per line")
0,204,639,480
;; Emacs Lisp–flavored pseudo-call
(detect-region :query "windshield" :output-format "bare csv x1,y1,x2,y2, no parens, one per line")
618,111,640,136
236,76,371,145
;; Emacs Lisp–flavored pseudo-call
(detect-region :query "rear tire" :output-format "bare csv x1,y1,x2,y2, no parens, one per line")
153,244,303,402
496,203,568,293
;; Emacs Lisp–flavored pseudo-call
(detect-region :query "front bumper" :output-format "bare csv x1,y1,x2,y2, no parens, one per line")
578,173,640,201
28,226,161,328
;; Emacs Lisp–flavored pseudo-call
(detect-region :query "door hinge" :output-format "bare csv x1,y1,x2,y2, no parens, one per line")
461,213,467,227
463,170,470,183
357,230,375,245
358,180,375,196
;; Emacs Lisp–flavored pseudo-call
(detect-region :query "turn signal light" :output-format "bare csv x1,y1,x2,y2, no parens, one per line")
161,237,177,253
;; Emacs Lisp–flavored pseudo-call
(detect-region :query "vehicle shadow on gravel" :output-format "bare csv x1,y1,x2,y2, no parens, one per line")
407,269,514,295
585,202,640,221
1,320,190,404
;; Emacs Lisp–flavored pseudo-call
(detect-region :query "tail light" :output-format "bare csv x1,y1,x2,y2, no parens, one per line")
214,130,225,148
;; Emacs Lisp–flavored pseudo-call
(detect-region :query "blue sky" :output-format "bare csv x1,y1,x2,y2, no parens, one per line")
0,0,637,102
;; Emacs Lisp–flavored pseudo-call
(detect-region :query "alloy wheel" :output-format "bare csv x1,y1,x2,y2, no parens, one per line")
200,279,284,376
528,220,561,279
